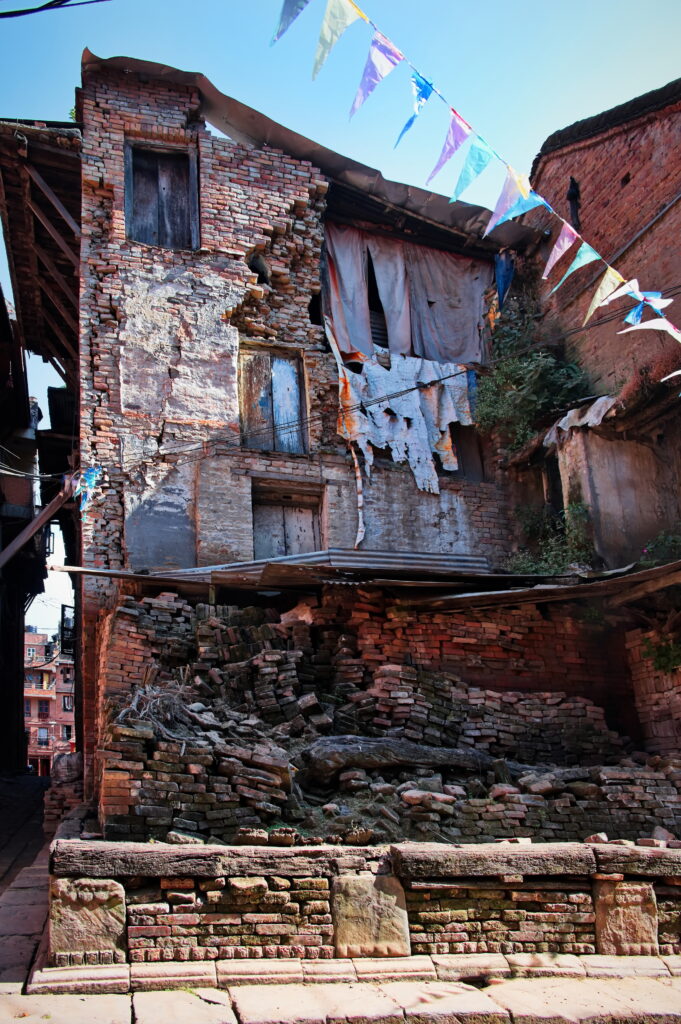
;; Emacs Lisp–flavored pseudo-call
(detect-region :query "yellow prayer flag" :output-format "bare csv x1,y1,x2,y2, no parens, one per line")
583,267,626,326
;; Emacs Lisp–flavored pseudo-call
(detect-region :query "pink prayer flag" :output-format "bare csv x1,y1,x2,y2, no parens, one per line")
426,109,471,186
484,171,522,237
350,31,403,118
542,222,578,280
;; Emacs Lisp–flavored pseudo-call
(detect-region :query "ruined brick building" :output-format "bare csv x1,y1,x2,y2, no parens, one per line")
1,53,681,978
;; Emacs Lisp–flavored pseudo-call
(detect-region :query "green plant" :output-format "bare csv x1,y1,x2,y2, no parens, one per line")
639,525,681,568
476,295,589,449
642,635,681,673
505,501,594,574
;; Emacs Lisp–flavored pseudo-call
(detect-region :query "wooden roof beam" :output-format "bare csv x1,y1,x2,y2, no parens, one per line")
25,162,81,239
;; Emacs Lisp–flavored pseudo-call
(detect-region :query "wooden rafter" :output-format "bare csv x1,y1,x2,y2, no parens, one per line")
41,305,78,363
25,162,81,239
35,243,78,310
27,197,78,267
38,275,78,335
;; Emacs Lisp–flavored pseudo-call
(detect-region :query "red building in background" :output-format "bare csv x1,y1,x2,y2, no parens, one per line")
24,626,75,776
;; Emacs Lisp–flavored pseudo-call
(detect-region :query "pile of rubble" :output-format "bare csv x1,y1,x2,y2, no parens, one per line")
94,593,681,845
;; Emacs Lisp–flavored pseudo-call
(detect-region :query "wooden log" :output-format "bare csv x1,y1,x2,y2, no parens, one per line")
297,735,532,789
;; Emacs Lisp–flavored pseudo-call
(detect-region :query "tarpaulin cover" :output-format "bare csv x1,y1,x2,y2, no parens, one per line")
334,348,473,493
324,223,492,363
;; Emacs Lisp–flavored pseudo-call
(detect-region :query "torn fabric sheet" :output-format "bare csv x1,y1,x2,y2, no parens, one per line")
544,395,618,447
331,340,473,494
323,223,492,363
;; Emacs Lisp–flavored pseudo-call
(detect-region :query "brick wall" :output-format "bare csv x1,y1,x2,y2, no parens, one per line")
529,99,681,392
77,67,514,791
626,628,681,754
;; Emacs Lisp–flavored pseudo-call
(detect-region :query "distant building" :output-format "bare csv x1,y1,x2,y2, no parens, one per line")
23,626,75,776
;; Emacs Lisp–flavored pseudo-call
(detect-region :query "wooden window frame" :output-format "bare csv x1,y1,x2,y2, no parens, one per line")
239,344,308,455
124,141,200,251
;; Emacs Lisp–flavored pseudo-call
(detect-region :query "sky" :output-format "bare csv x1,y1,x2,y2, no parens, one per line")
3,0,680,626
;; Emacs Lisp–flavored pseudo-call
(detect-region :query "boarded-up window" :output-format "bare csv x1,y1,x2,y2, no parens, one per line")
240,349,306,454
125,145,199,249
449,424,485,482
251,481,321,560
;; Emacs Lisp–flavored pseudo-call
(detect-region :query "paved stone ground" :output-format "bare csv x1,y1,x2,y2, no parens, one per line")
0,776,47,894
0,780,680,1020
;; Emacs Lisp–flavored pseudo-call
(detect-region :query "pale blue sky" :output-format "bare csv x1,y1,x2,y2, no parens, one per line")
4,0,680,627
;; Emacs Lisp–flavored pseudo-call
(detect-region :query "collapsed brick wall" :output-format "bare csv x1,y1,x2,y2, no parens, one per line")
90,587,681,846
626,628,681,755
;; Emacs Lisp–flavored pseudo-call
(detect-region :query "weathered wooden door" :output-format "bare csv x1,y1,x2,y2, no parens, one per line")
252,503,320,560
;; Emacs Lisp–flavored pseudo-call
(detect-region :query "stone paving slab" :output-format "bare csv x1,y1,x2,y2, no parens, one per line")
580,955,671,978
230,982,403,1024
0,886,48,907
0,903,47,936
133,989,237,1024
0,993,131,1023
506,954,586,978
662,956,681,976
485,976,681,1023
381,981,510,1023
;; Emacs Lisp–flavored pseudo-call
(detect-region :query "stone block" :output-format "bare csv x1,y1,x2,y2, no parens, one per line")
49,877,126,965
506,953,585,978
133,989,237,1024
593,880,659,955
580,955,670,977
130,960,217,991
302,959,358,983
432,953,510,982
216,959,304,986
353,956,437,981
332,874,410,958
381,980,510,1023
27,963,131,994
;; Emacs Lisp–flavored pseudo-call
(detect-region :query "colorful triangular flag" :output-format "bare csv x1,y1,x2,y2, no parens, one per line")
395,73,433,147
583,267,626,325
549,242,601,295
313,0,366,79
542,222,578,280
450,138,494,202
426,110,471,186
350,31,403,118
598,278,642,306
272,0,312,44
484,172,545,237
618,317,681,344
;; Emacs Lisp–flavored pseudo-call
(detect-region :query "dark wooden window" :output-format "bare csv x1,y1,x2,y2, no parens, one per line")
125,145,199,249
240,349,306,454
